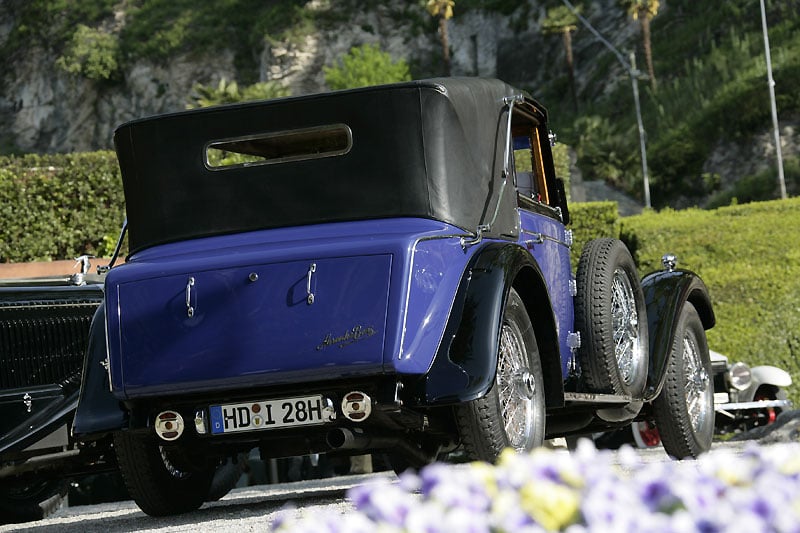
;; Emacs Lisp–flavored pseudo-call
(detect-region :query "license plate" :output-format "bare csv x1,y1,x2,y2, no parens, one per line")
209,395,333,435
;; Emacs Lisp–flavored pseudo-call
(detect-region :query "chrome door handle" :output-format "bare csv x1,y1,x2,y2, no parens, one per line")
186,277,195,317
306,263,316,305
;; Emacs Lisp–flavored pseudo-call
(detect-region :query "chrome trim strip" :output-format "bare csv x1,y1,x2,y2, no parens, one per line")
521,228,571,248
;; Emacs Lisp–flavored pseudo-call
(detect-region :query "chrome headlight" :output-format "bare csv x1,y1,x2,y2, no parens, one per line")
729,362,752,391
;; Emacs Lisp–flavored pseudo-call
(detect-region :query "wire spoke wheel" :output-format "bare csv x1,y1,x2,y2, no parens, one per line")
497,322,536,450
611,267,645,387
455,288,545,462
682,336,712,435
653,302,714,459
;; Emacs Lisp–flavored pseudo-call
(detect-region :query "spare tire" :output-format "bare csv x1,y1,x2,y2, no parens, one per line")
575,238,648,397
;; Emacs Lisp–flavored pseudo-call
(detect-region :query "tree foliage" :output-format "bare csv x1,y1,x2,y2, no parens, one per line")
541,5,580,111
56,24,120,81
426,0,455,76
187,78,291,108
620,0,660,91
324,44,411,91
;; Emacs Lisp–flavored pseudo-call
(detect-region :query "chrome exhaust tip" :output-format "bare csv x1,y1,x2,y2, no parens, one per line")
154,410,184,441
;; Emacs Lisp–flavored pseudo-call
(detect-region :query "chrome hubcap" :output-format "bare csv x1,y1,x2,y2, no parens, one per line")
683,335,712,433
496,323,535,451
611,267,644,386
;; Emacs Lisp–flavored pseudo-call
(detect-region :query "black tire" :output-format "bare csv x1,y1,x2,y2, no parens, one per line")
454,288,545,462
205,454,245,502
114,431,216,517
0,479,67,524
652,302,714,458
575,238,648,396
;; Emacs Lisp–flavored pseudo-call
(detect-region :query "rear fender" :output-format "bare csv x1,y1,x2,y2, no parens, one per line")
72,304,128,438
641,269,715,401
415,243,563,406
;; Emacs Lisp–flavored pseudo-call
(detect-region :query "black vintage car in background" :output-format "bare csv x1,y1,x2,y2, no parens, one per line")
0,260,110,523
1,252,247,524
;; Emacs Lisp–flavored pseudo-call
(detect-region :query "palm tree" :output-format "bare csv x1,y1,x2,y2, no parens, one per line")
621,0,660,91
541,5,580,111
426,0,455,76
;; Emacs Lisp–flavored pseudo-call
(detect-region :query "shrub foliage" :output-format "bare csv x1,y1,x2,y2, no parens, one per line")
620,197,800,403
324,44,411,90
0,152,124,263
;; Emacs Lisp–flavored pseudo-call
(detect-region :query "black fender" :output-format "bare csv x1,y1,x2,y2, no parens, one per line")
641,269,715,401
414,242,564,407
72,303,128,439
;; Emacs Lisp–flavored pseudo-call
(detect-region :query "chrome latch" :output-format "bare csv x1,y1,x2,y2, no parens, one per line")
23,393,32,413
194,409,208,435
185,277,195,317
564,229,574,247
306,263,316,305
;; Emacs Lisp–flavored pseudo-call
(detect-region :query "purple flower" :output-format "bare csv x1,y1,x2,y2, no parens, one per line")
270,442,800,533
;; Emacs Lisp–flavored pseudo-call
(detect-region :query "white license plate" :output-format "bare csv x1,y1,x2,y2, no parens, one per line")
209,395,332,434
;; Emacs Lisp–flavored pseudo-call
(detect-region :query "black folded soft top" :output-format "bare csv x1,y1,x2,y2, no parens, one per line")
114,78,546,254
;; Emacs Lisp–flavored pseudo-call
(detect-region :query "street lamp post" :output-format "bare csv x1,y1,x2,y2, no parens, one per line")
759,0,787,200
560,0,652,209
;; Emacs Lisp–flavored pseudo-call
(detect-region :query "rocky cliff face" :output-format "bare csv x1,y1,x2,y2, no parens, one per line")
0,0,639,154
1,0,794,208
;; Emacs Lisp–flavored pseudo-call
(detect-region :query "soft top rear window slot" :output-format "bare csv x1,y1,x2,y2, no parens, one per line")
205,124,352,170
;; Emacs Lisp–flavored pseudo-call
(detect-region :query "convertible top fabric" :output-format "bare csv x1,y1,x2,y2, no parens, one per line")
114,78,543,253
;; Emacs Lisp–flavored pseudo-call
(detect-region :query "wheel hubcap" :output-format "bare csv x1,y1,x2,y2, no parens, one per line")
611,267,644,386
496,323,535,451
683,336,712,433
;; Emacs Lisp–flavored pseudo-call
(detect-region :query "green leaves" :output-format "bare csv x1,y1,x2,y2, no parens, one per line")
56,24,121,81
0,152,125,263
619,197,800,404
324,44,411,91
187,78,291,109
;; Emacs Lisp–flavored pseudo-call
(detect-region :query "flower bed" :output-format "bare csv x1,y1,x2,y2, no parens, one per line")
274,441,800,532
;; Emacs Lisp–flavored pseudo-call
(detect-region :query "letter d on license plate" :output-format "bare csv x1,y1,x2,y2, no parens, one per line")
209,394,330,434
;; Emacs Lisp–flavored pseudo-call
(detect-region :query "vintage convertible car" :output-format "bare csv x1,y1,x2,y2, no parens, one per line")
72,78,716,517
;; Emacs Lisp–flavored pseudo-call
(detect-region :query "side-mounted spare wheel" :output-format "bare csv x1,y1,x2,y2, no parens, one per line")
454,287,546,462
114,431,216,517
653,302,714,458
575,238,649,397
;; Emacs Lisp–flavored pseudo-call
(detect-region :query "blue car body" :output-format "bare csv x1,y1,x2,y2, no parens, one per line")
74,78,713,469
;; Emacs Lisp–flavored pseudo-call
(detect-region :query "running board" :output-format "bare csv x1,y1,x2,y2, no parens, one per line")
563,392,633,405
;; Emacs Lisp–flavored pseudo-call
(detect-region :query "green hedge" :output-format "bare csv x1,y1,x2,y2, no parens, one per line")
620,198,800,404
568,201,620,269
0,152,124,263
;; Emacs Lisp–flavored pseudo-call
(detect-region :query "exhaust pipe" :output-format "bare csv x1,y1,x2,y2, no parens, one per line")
326,428,432,466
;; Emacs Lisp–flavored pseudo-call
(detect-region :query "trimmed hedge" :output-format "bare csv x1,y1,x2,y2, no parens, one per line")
568,201,620,269
0,152,124,263
620,198,800,404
